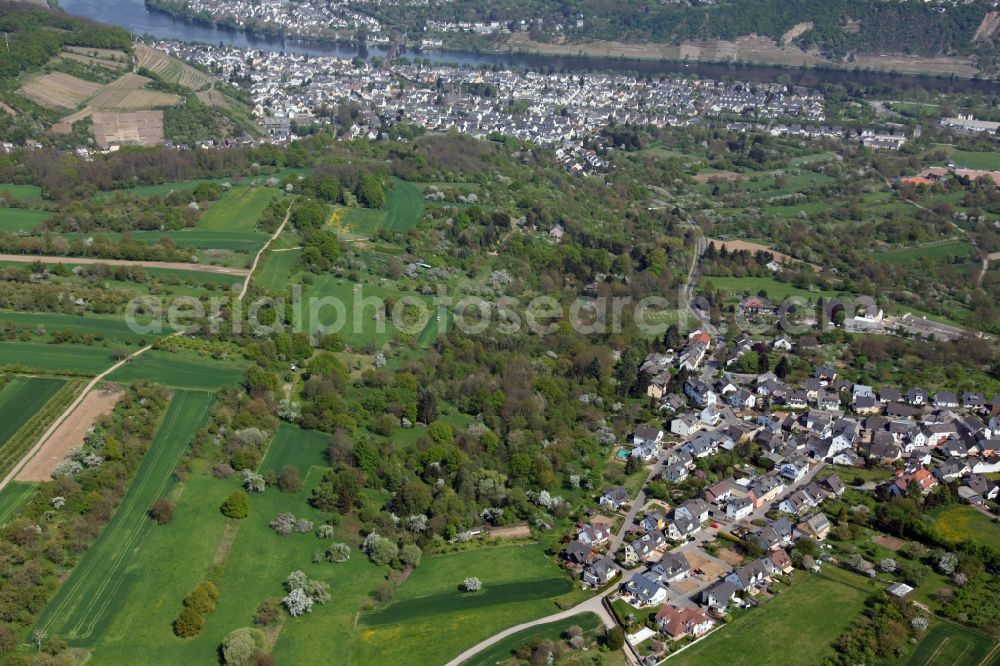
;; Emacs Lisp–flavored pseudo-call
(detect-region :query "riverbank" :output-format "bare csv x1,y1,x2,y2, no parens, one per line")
501,31,986,80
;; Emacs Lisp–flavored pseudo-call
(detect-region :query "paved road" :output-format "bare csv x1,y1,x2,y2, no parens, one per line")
442,592,620,666
608,459,664,554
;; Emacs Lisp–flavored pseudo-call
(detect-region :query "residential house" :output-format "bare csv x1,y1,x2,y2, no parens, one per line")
600,486,631,511
658,552,692,582
779,457,810,482
582,555,620,586
563,540,594,565
701,581,739,611
577,524,611,547
624,572,668,607
726,495,754,520
725,559,770,591
685,378,717,407
677,499,711,524
671,413,700,437
778,489,816,515
795,512,831,541
655,605,715,640
665,461,689,483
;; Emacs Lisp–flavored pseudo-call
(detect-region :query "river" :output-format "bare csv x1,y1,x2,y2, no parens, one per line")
60,0,1000,93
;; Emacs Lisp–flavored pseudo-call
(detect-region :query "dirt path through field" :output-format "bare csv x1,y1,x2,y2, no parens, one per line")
15,389,123,482
0,254,249,276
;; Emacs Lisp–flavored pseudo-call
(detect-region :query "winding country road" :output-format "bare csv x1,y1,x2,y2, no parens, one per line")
442,594,618,666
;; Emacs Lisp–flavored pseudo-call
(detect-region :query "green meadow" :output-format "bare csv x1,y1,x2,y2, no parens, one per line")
35,390,215,643
0,342,115,374
0,183,43,202
0,376,66,448
0,207,49,233
197,187,274,233
107,350,245,390
0,482,37,524
670,568,871,666
0,312,164,345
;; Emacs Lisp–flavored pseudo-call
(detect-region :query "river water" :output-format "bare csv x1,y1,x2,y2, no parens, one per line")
60,0,1000,93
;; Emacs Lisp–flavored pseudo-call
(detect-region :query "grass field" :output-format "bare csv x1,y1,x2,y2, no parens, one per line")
197,187,274,233
107,350,245,390
943,147,1000,172
354,544,576,664
0,312,165,345
383,179,425,232
901,620,999,666
95,178,233,199
465,612,603,666
56,229,269,253
259,423,329,476
670,568,872,666
700,275,843,303
932,505,1000,551
0,376,65,448
254,247,302,292
0,184,43,202
0,482,37,524
302,276,433,349
0,342,117,374
35,390,215,642
874,241,975,264
0,207,49,233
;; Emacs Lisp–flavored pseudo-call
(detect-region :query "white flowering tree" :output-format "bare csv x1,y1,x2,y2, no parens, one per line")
242,469,266,493
283,588,313,616
462,577,482,592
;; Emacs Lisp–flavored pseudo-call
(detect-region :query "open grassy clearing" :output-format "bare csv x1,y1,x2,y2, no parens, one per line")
259,423,329,476
941,147,1000,172
873,240,975,264
931,504,1000,551
0,207,49,233
0,312,164,345
34,390,215,642
197,187,274,233
355,544,576,664
465,612,603,666
54,229,269,253
301,276,433,349
383,179,425,232
0,184,43,202
332,205,385,238
0,342,113,374
107,350,246,390
0,482,37,524
669,567,871,666
701,275,843,303
254,247,302,292
900,620,998,666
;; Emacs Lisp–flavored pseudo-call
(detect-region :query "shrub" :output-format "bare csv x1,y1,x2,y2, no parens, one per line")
361,532,398,566
278,465,303,493
149,497,175,525
462,577,482,592
173,607,204,638
221,491,250,519
326,542,351,563
606,626,625,651
254,598,282,627
221,627,264,666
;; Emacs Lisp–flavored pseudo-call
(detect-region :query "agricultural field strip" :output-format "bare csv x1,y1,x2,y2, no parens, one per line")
34,390,214,640
0,254,249,276
0,482,37,524
0,377,65,446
